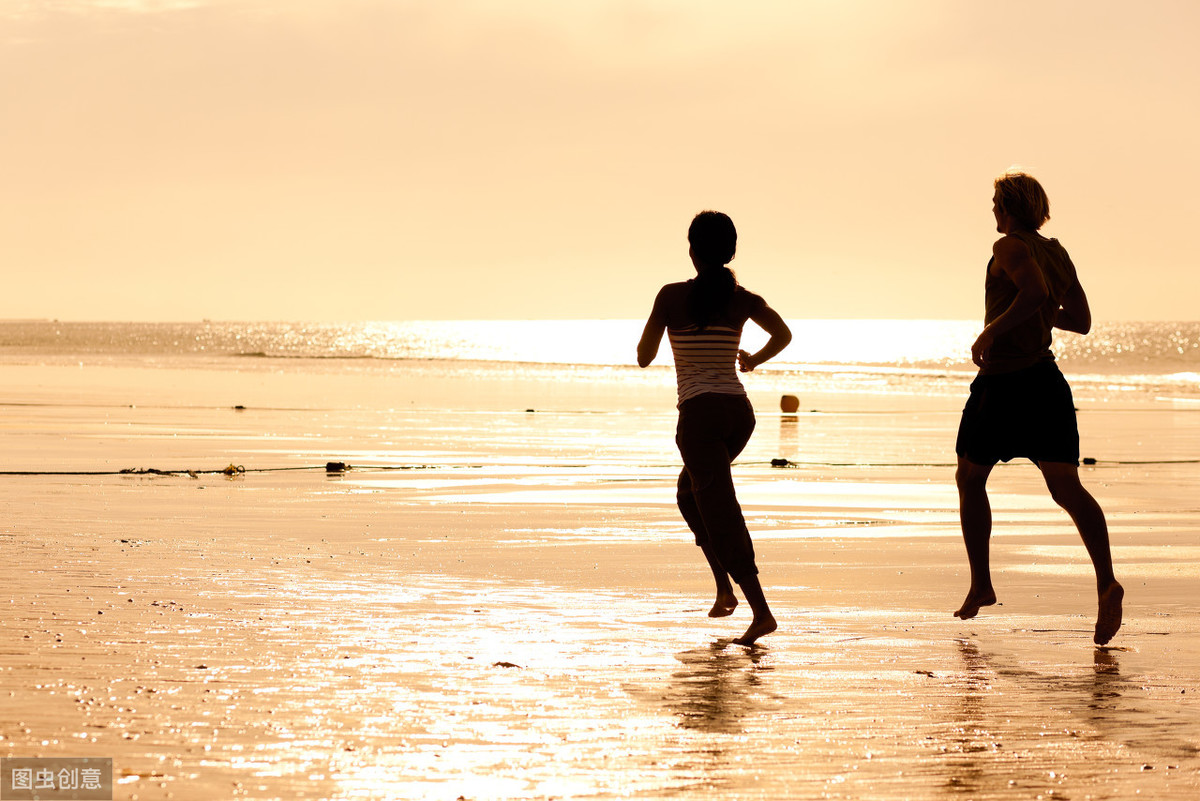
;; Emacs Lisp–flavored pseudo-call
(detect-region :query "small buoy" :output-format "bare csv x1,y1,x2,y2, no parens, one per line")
325,461,349,474
780,394,800,414
233,405,246,411
770,458,790,467
1082,457,1097,465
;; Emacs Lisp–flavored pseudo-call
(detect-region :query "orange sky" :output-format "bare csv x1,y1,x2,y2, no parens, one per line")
3,1,1197,321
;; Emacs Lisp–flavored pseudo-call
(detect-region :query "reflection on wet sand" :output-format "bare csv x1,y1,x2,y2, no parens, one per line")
778,415,800,464
932,637,1200,799
1085,647,1200,765
934,638,1136,799
666,640,773,734
1090,646,1124,720
937,638,997,797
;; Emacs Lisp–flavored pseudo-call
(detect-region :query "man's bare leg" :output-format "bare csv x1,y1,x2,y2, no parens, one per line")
955,457,998,619
1040,462,1123,644
732,574,776,646
700,543,738,617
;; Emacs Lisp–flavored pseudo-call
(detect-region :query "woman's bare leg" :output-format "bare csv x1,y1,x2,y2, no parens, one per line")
700,543,738,617
732,574,776,646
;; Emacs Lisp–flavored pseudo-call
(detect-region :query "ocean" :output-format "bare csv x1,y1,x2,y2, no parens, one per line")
2,318,1198,406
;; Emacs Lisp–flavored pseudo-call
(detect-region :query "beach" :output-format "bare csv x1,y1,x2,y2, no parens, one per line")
3,338,1200,800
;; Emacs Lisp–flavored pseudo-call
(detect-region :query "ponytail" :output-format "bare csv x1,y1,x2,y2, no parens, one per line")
688,266,737,329
686,211,739,328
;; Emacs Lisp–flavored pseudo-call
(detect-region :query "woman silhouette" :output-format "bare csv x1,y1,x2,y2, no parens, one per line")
638,211,792,646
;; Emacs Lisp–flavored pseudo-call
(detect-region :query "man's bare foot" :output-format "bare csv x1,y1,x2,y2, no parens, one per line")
954,588,997,620
708,594,738,618
1094,581,1124,645
732,614,777,646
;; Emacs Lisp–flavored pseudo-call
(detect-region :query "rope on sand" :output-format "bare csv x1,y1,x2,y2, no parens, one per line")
2,456,1196,477
761,457,1200,468
0,462,486,477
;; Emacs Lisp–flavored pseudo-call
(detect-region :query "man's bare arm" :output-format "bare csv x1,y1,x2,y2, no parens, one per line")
972,236,1049,366
1054,280,1092,335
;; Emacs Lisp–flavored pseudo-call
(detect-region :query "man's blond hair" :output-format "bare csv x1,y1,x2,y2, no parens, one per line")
994,170,1051,231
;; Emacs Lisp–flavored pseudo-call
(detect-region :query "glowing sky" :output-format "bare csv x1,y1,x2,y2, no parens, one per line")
3,1,1197,321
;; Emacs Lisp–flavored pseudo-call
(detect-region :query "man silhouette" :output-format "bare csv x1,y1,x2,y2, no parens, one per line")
954,171,1123,645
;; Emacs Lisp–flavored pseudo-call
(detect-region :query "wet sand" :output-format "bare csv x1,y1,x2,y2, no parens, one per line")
3,360,1200,799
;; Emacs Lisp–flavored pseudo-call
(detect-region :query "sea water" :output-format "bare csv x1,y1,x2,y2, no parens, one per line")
2,318,1199,400
2,319,1198,474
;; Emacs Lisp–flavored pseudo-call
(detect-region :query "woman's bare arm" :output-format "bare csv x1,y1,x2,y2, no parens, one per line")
637,290,668,368
738,303,792,372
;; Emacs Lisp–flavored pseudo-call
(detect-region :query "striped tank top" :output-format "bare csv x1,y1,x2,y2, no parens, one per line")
667,324,746,407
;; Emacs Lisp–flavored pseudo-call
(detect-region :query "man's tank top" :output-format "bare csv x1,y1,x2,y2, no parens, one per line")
667,324,747,407
981,231,1077,375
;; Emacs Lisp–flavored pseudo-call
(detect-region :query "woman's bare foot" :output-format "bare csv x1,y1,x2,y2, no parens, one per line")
733,614,777,646
954,588,997,620
1094,581,1124,645
708,593,738,618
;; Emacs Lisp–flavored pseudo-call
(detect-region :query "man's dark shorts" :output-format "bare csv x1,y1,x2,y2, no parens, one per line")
955,361,1080,466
